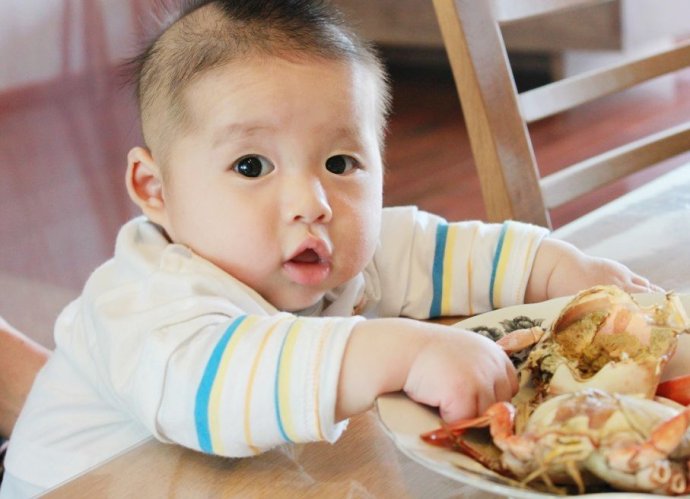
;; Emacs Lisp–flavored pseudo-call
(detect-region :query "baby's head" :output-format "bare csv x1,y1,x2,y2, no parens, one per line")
125,0,391,311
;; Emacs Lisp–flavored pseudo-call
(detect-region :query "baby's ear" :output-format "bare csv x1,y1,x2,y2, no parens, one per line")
126,147,167,225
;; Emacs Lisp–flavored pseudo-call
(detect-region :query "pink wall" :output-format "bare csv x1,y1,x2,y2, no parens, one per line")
0,0,151,92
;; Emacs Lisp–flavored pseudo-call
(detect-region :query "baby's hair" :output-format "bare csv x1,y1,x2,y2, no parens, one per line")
123,0,391,159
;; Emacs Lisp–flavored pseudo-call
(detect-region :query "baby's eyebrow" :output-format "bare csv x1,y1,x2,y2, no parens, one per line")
334,125,360,138
212,123,275,147
211,123,363,147
326,125,366,145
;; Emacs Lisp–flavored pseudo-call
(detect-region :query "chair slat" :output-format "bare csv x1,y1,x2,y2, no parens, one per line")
434,0,690,230
494,0,610,24
520,41,690,123
434,0,550,227
541,121,690,208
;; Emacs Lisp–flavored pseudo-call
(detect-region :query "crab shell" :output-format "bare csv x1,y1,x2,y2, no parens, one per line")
498,389,690,495
526,285,689,399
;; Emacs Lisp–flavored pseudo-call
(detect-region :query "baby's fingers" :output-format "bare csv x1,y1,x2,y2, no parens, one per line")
438,383,492,422
628,273,664,293
440,370,515,422
494,367,517,404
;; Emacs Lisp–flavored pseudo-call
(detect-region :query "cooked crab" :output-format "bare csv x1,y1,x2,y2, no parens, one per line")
422,389,690,495
499,286,689,406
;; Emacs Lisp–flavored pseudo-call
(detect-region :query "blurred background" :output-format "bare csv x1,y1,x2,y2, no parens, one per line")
2,0,690,347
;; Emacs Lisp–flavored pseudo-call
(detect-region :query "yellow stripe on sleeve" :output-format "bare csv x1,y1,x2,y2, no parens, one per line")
209,315,260,454
277,319,304,441
243,318,288,454
312,320,335,441
492,226,516,308
517,235,538,304
466,224,479,316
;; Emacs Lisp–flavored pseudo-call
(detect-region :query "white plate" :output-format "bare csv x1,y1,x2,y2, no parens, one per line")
376,293,690,498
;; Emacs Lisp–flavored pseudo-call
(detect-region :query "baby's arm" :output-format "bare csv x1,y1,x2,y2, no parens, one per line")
100,313,512,453
525,238,661,303
336,318,517,422
0,317,50,437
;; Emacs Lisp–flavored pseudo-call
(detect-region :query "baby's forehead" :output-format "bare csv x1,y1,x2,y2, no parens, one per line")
187,54,379,92
177,54,385,125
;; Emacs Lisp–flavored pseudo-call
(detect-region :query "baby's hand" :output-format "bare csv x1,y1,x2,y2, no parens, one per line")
550,252,662,296
527,238,662,302
337,319,516,422
404,329,517,422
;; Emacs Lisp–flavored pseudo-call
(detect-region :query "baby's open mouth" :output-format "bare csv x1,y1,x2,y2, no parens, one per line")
283,247,331,286
290,249,321,264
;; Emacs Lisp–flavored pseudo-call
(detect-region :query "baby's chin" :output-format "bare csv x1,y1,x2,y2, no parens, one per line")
270,290,326,315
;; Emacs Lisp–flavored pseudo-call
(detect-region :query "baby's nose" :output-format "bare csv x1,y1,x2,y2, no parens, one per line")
283,178,333,224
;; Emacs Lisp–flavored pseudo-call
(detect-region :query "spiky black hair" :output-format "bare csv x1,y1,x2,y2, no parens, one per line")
122,0,390,154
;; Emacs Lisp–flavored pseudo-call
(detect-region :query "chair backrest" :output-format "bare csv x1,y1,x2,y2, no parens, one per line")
433,0,690,228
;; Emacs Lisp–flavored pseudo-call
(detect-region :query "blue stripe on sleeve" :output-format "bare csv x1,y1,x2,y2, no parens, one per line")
194,315,246,453
489,223,508,309
273,322,297,443
430,223,448,317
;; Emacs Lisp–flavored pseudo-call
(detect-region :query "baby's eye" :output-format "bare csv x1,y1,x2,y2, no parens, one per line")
233,155,274,178
325,155,358,175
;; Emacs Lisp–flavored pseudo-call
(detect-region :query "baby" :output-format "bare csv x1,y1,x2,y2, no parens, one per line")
0,0,658,495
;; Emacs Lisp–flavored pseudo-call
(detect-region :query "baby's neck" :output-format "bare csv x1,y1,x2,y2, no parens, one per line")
292,299,327,317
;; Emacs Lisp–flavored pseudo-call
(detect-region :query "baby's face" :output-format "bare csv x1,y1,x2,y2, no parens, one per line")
156,56,384,311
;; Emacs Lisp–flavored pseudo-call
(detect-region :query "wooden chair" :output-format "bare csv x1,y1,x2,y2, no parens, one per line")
432,0,690,228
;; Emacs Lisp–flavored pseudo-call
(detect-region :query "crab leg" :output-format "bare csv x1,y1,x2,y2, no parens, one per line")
496,327,545,353
420,402,516,446
607,407,690,471
657,374,690,406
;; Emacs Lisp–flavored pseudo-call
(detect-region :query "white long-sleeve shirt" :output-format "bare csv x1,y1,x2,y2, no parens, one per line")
1,206,547,496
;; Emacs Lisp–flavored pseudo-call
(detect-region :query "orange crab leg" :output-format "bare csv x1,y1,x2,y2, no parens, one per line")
420,415,489,447
607,407,690,470
496,327,545,353
657,374,690,406
421,402,516,446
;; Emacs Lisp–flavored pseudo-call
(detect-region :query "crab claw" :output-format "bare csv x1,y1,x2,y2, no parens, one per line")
657,374,690,406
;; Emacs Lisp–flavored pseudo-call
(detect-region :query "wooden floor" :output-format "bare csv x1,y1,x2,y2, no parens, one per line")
383,62,690,224
1,55,690,302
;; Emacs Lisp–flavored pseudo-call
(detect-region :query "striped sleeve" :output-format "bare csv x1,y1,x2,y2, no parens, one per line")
149,314,362,457
487,221,547,309
429,220,547,315
429,220,547,314
372,208,548,318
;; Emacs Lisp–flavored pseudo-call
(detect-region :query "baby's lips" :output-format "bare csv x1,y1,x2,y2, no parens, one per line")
286,237,332,264
290,248,321,264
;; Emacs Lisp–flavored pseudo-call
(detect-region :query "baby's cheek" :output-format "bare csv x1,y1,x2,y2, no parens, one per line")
338,231,378,279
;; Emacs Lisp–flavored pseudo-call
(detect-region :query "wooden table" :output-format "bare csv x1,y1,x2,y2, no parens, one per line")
44,412,473,499
44,163,690,498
